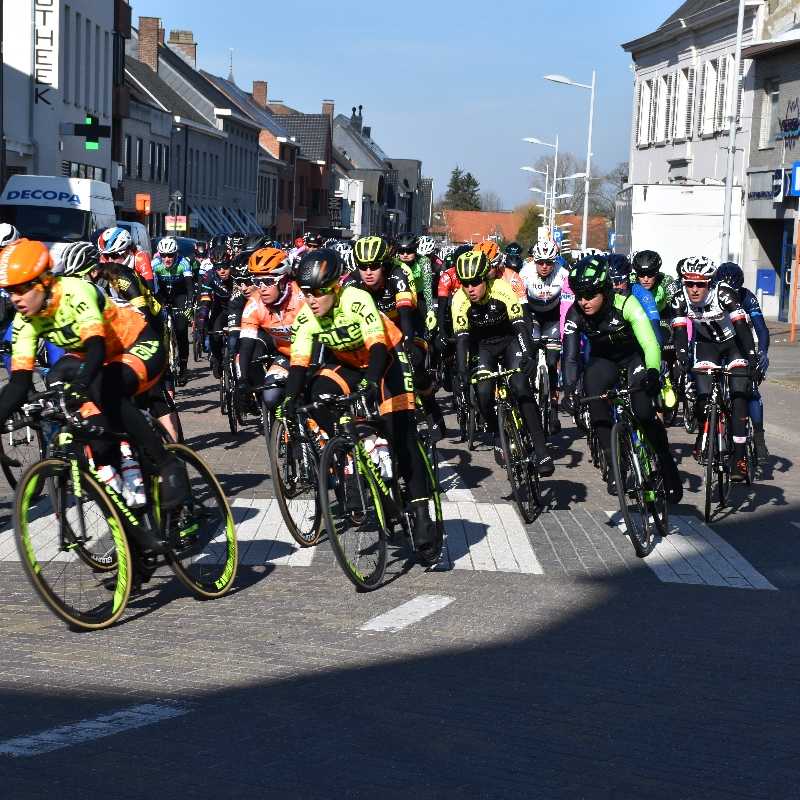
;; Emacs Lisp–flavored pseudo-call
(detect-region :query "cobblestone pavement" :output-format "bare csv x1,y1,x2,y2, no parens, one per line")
1,362,799,798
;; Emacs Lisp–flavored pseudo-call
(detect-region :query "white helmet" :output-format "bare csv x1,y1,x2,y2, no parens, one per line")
0,223,20,248
531,240,560,261
157,236,179,256
682,255,717,280
417,236,436,257
98,226,133,256
61,241,100,278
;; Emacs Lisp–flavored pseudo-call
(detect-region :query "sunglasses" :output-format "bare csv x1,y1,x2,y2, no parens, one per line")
358,263,383,273
683,280,709,289
575,289,602,301
253,276,281,287
535,260,555,267
6,279,40,295
460,277,486,288
611,278,628,286
396,249,415,256
306,285,337,298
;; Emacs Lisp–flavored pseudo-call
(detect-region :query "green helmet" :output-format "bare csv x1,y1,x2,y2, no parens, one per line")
568,255,610,296
455,250,490,283
353,235,389,267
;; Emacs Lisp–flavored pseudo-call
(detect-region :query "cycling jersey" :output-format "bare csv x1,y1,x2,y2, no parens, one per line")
738,286,769,353
519,264,569,314
291,285,403,371
437,266,461,299
133,249,154,285
10,277,147,372
153,255,193,305
198,271,233,309
670,282,749,345
397,255,433,313
563,292,661,388
101,262,161,320
648,274,679,314
630,283,661,344
240,282,305,358
497,267,526,302
452,277,528,343
343,266,415,322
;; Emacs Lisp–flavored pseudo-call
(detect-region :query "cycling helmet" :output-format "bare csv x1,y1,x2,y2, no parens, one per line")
157,236,179,256
249,247,291,276
631,249,662,277
225,232,246,254
504,253,524,273
456,250,490,283
232,262,251,283
0,223,21,248
210,234,226,251
61,241,99,279
474,240,501,264
607,254,631,284
294,248,342,292
304,232,324,248
98,227,133,256
568,254,610,296
716,262,744,291
417,236,436,257
210,245,232,266
354,235,389,266
681,256,717,281
531,240,560,262
395,233,418,254
676,258,689,279
0,239,52,287
194,240,208,257
504,241,523,257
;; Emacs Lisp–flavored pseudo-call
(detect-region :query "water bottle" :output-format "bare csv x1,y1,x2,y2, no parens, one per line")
373,437,392,479
95,463,123,495
119,440,146,508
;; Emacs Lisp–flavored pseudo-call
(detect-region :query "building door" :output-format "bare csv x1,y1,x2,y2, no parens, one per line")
779,221,795,322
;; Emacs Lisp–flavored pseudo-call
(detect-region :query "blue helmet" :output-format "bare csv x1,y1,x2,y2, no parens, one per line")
607,254,631,284
716,261,744,291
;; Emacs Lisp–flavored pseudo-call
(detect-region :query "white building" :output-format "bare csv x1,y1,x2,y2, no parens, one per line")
336,176,368,238
3,1,119,183
618,0,763,276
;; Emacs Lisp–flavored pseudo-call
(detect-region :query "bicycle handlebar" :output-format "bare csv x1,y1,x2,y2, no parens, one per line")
297,390,372,417
470,367,521,384
578,388,630,405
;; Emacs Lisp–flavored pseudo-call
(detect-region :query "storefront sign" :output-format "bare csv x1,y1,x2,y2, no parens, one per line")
33,1,59,106
787,162,800,197
777,98,800,143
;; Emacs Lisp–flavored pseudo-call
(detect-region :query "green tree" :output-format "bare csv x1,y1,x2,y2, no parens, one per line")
515,205,544,252
443,166,482,210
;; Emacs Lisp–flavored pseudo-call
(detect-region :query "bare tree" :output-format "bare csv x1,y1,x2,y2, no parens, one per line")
480,190,504,211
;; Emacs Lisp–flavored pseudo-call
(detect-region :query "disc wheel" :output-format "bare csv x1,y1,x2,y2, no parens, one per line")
319,436,388,591
498,406,539,524
269,418,323,547
14,458,132,630
163,444,238,598
610,421,655,557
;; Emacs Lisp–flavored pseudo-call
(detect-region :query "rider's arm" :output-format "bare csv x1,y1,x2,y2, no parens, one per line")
180,258,194,304
561,309,581,389
419,256,434,312
742,288,770,353
134,251,156,294
451,290,470,374
718,284,756,358
670,290,691,362
631,283,662,345
622,294,661,371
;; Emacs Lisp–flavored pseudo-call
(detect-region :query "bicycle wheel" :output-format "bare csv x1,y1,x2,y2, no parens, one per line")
167,326,181,390
269,418,322,547
610,421,655,557
193,331,203,363
467,391,479,451
0,415,45,489
224,365,239,435
745,421,757,486
644,443,669,539
537,365,551,437
14,458,132,630
703,410,717,523
498,406,538,524
717,410,732,507
319,436,387,591
163,444,238,598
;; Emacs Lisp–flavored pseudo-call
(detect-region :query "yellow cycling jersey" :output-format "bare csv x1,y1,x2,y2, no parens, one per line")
451,277,525,340
290,285,403,370
11,277,146,371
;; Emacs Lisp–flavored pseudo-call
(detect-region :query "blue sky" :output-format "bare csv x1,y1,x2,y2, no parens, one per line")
131,0,680,208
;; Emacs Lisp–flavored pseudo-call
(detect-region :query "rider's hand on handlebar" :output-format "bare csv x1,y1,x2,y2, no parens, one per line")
64,381,90,413
642,367,662,398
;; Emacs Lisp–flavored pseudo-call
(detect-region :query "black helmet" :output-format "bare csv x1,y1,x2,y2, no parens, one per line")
232,261,251,282
607,254,631,284
631,249,662,277
716,261,744,291
395,233,418,254
504,253,524,273
304,232,324,248
504,241,522,257
210,245,230,266
194,240,208,256
568,254,610,296
210,234,227,251
294,248,342,292
226,232,246,254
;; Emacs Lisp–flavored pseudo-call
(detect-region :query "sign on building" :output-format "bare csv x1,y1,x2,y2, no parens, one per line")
166,215,187,232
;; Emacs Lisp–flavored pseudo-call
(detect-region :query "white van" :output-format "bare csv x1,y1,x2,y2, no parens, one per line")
0,175,117,263
116,221,152,255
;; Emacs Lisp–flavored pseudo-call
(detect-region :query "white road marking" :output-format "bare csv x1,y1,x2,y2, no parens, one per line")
359,594,454,633
0,701,194,758
606,511,777,590
438,452,476,502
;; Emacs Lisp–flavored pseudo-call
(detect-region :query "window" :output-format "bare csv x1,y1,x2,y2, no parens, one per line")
165,146,170,183
636,79,652,146
759,78,780,148
136,138,143,179
299,176,306,207
74,13,81,106
655,74,670,142
149,141,156,181
287,179,294,209
124,135,131,177
278,178,285,210
698,59,718,136
312,188,321,213
714,56,729,131
94,25,101,112
85,18,91,110
188,149,194,192
104,32,110,116
674,67,696,140
63,6,71,102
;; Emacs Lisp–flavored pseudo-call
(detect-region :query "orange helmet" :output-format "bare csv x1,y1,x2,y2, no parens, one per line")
475,240,501,264
249,247,290,276
0,239,52,288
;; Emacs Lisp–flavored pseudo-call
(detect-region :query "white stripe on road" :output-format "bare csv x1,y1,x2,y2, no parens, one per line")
438,454,476,503
231,499,317,567
359,594,454,633
607,511,777,590
0,701,194,758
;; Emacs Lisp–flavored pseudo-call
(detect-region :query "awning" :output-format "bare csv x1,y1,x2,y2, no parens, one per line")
231,207,256,233
205,206,234,234
190,205,218,235
241,209,263,233
742,29,800,59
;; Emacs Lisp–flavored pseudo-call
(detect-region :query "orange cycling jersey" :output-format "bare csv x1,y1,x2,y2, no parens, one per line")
240,281,305,357
498,267,526,301
133,250,154,283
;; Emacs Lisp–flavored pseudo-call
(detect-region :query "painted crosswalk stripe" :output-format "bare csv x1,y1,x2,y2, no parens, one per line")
359,594,454,633
0,701,194,758
607,511,776,590
231,499,317,567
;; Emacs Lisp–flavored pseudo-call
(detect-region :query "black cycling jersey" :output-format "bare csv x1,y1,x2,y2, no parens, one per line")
343,266,420,339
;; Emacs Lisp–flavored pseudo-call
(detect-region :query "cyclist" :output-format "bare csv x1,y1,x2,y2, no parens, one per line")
607,254,661,343
434,243,473,387
671,257,759,479
196,249,233,380
477,240,527,304
96,226,155,293
504,241,523,259
631,250,678,316
715,261,770,461
348,235,445,440
504,253,524,273
520,239,570,432
0,239,188,525
236,247,304,414
453,249,554,476
152,236,194,386
285,248,442,566
562,254,682,500
394,233,435,331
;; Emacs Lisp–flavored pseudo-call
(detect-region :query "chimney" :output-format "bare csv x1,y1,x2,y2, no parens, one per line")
253,80,268,109
322,99,334,118
138,16,162,73
350,104,363,134
363,126,371,139
167,30,198,69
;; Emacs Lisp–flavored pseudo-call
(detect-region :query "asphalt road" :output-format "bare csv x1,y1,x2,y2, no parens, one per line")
1,361,798,798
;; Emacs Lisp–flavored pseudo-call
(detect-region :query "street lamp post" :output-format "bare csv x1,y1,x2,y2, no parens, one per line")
521,165,549,223
545,71,596,250
523,135,559,233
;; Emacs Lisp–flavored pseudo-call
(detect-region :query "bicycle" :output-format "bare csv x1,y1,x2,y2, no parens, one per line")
161,305,183,390
472,368,542,523
310,391,444,591
693,359,755,523
12,387,238,630
533,343,555,438
580,385,668,557
209,328,246,435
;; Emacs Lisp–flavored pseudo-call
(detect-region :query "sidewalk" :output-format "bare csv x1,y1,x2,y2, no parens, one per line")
765,318,798,390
